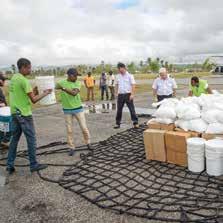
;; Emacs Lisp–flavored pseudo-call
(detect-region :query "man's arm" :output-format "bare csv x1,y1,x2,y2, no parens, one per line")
28,89,52,104
130,84,136,101
207,87,212,94
84,80,88,88
172,79,177,97
188,90,193,97
62,88,80,96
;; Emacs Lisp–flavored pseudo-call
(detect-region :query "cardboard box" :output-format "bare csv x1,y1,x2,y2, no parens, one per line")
160,123,175,131
202,133,223,140
165,131,191,167
148,121,175,131
175,128,201,137
143,129,166,162
147,121,161,130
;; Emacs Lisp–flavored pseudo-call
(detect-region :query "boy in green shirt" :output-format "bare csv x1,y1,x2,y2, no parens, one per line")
189,76,212,97
7,58,52,174
56,68,91,156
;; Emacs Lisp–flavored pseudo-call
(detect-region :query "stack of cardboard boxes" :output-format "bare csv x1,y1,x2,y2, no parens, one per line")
144,120,213,167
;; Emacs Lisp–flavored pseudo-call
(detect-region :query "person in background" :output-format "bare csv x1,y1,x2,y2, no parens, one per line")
84,72,95,101
0,73,11,148
6,58,52,174
189,76,212,97
152,67,177,102
56,68,91,156
108,70,115,100
99,72,109,100
114,62,138,129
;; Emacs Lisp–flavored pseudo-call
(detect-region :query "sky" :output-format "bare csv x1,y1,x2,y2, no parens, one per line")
0,0,223,67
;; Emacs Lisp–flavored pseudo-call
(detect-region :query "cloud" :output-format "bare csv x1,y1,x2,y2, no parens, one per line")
0,0,223,66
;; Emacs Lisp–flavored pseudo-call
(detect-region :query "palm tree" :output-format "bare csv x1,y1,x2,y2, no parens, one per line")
160,60,164,67
11,64,16,73
147,57,152,65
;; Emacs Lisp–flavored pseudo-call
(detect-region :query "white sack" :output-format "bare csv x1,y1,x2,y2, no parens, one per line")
206,123,223,134
189,119,208,133
201,109,222,124
175,102,200,120
154,106,176,120
155,118,174,124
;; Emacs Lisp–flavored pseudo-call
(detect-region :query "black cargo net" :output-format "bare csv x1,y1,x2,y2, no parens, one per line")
0,125,223,222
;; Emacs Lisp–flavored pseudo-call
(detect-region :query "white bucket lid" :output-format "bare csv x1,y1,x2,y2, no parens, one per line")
187,137,206,146
0,107,11,116
205,139,223,152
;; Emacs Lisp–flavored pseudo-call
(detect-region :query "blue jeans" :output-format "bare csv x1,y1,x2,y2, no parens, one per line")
7,114,38,170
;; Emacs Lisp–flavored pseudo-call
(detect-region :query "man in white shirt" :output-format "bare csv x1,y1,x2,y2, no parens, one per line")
152,68,177,102
114,63,138,129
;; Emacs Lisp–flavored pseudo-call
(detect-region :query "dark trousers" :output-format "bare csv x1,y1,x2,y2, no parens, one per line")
7,113,38,170
109,86,115,100
101,85,109,100
116,93,138,125
157,94,173,102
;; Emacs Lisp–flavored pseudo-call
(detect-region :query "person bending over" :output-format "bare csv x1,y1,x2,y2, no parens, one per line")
189,76,212,97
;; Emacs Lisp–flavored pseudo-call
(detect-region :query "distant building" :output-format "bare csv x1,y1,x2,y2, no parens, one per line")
211,65,223,74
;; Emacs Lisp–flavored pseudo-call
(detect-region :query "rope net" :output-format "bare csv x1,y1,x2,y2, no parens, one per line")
1,125,223,222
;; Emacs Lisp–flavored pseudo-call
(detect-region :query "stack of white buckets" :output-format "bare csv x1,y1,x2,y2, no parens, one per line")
35,76,56,105
187,138,223,176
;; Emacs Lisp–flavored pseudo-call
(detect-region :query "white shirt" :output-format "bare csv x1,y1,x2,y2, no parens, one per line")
116,72,136,94
152,77,177,96
108,74,115,87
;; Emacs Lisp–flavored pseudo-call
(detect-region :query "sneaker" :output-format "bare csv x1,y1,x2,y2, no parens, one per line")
114,125,120,129
30,164,48,172
68,149,75,156
133,124,139,128
6,167,15,175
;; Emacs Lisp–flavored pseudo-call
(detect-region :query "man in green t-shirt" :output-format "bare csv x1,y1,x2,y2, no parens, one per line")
7,58,52,174
56,68,91,156
188,76,212,97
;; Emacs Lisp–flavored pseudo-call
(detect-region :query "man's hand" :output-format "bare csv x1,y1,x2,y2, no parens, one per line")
33,86,39,96
153,96,158,102
56,84,62,90
129,94,134,101
43,89,52,95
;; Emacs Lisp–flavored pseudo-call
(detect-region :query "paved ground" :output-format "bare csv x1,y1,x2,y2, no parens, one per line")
0,76,222,223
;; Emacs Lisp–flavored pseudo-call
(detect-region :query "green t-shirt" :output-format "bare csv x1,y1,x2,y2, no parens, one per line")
190,79,208,97
57,79,82,109
9,73,32,116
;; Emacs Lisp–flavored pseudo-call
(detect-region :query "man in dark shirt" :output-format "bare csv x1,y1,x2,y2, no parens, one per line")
0,72,11,148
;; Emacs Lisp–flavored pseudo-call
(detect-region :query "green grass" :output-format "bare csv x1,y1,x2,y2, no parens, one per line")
133,72,211,80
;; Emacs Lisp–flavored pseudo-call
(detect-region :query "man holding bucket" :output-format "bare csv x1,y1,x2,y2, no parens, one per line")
56,68,91,156
6,58,52,174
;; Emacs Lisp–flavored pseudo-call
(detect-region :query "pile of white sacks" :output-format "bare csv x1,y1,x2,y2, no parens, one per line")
152,92,223,134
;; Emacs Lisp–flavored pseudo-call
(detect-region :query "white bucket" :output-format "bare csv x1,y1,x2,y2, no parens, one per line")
187,138,206,173
0,107,11,132
205,139,223,176
35,76,56,105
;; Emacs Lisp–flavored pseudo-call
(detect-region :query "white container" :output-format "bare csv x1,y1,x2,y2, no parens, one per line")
187,138,206,173
205,139,223,176
0,107,11,132
35,76,56,105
